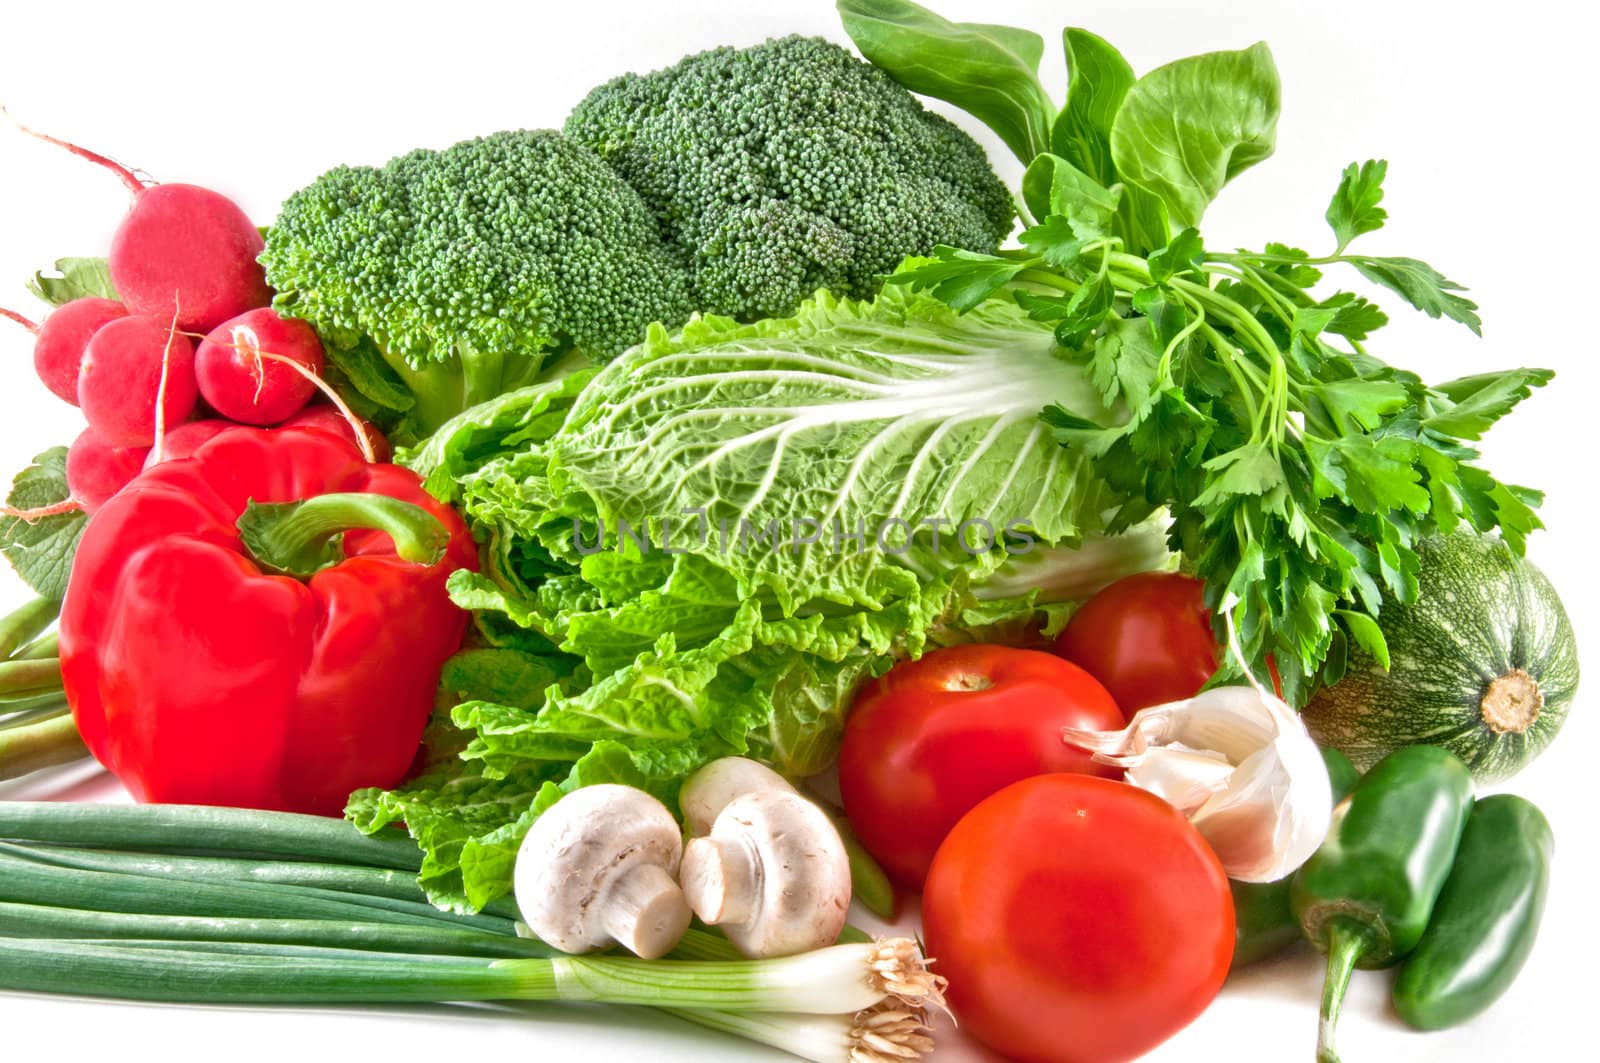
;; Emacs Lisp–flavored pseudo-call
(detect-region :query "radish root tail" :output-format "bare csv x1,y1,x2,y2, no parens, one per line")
0,307,40,334
2,105,147,196
1,499,85,522
149,301,181,467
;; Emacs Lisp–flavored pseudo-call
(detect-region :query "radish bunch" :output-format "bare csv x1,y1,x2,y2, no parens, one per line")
4,115,381,514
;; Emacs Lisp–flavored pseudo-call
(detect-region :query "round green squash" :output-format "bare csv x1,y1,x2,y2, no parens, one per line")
1303,533,1578,783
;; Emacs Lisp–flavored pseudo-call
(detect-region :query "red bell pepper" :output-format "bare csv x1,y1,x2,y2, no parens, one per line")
59,426,477,816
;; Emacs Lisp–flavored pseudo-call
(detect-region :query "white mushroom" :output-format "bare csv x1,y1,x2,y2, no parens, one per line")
679,755,798,835
680,787,852,958
514,784,691,959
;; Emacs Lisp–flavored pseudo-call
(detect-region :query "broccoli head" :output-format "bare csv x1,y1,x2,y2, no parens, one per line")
565,35,1014,321
261,130,692,438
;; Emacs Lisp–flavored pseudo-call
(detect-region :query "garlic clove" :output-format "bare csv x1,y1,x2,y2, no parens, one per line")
1120,747,1235,815
1063,685,1332,883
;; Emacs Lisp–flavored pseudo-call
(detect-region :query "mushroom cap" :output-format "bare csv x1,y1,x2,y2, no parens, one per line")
681,788,851,957
514,783,690,957
679,756,796,836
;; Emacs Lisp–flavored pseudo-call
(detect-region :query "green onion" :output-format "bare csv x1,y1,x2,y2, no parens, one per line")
0,596,57,659
0,693,73,719
0,900,552,959
0,936,945,1015
12,632,59,661
1,842,516,933
0,705,87,781
0,799,945,1060
0,845,476,932
0,658,63,700
0,801,425,870
665,1001,936,1063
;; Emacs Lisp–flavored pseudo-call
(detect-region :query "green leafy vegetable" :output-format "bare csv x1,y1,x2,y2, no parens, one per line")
1109,43,1281,230
1326,159,1389,253
837,0,1056,163
1051,29,1134,182
1021,154,1121,234
25,257,118,307
353,289,1170,910
1346,255,1482,335
1,447,86,601
895,146,1544,702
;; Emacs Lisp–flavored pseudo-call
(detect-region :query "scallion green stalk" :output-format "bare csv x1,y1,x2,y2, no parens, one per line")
0,845,474,933
0,801,424,870
0,658,63,700
0,597,57,660
0,936,944,1015
1,842,516,933
12,632,59,661
0,900,551,959
0,706,87,780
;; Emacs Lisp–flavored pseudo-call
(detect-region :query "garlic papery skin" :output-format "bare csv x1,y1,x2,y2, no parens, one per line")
1062,685,1333,882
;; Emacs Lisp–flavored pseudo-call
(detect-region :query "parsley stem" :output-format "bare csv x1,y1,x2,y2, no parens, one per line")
1015,268,1076,293
1207,263,1298,328
1167,275,1284,372
1196,321,1262,432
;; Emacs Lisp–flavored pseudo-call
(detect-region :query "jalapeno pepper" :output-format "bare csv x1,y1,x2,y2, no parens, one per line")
1392,794,1553,1029
1230,747,1361,968
1290,744,1474,1063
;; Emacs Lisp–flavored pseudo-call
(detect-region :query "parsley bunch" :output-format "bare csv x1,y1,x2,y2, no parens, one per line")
848,0,1548,701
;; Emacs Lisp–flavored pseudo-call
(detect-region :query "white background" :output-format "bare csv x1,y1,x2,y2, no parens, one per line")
1,1,1595,1060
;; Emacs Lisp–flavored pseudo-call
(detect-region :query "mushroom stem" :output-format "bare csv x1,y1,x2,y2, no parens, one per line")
681,835,761,926
603,862,693,961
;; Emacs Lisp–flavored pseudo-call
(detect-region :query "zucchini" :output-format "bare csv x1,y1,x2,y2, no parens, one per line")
1303,532,1577,782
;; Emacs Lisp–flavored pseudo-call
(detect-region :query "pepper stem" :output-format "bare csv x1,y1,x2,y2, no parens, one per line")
236,493,448,580
1316,924,1367,1063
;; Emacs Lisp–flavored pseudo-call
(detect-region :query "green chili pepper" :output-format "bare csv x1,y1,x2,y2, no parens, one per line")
1230,748,1362,968
1291,745,1474,1063
1392,794,1552,1029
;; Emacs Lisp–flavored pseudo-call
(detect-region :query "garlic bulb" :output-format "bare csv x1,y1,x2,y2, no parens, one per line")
1062,685,1333,882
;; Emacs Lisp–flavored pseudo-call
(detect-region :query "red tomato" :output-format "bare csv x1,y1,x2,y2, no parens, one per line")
1054,571,1219,713
838,644,1124,889
923,774,1235,1063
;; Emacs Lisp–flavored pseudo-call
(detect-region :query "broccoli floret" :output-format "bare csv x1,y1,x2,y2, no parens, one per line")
566,35,1014,321
261,130,692,438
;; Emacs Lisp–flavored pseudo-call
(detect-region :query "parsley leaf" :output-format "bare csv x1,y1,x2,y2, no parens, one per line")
1348,255,1483,335
1424,368,1554,440
1326,159,1388,253
886,247,1027,311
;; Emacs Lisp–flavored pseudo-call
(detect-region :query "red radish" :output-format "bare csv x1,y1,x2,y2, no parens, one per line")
78,316,198,446
195,307,325,425
143,418,233,468
65,425,149,513
281,404,391,463
7,111,271,334
2,298,128,405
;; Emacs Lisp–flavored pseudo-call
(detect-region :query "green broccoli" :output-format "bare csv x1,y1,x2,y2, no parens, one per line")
566,35,1014,321
261,129,692,440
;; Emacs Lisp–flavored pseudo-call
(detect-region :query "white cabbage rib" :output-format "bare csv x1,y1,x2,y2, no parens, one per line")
550,292,1119,609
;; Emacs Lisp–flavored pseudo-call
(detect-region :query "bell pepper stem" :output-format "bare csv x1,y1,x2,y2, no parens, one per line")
1317,924,1367,1063
237,493,448,579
